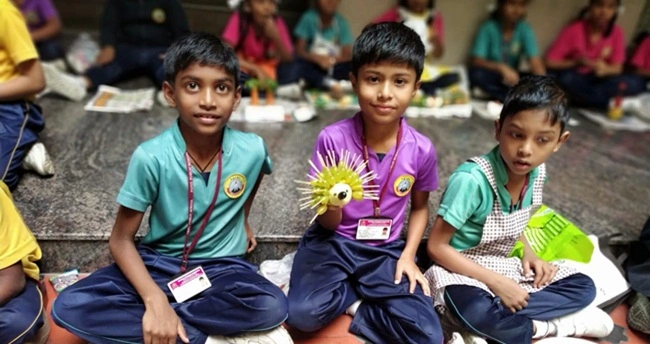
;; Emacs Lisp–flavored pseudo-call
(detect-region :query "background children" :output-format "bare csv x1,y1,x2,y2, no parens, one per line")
469,0,544,102
0,0,53,190
222,0,301,97
44,0,190,102
545,0,640,109
52,33,292,344
425,76,614,343
293,0,353,92
0,181,47,344
626,31,650,94
374,0,456,94
287,23,443,344
12,0,64,62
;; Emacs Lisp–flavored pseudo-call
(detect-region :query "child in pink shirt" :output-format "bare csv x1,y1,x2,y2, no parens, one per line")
222,0,299,91
545,0,641,108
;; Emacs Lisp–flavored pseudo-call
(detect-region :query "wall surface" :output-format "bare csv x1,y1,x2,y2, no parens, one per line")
54,0,645,65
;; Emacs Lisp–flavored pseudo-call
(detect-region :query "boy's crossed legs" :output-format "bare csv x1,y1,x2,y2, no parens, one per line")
287,224,443,344
52,246,288,344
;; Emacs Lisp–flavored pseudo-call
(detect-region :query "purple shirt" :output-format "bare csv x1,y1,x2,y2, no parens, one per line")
311,113,439,245
19,0,58,31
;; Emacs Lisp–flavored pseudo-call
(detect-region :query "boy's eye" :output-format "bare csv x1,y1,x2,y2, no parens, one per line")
187,82,199,91
367,76,380,83
510,132,523,139
216,84,230,93
537,137,550,143
394,78,407,86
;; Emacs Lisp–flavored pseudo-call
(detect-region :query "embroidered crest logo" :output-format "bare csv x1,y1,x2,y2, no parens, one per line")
224,174,246,198
151,8,166,24
393,175,415,197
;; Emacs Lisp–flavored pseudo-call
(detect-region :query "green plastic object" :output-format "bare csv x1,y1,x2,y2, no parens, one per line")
510,205,594,263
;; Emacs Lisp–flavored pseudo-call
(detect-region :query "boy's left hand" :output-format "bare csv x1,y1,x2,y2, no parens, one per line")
395,257,431,296
522,254,558,288
245,222,257,253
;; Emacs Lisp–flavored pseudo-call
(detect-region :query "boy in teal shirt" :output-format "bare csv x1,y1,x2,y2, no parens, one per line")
426,76,613,343
52,32,292,344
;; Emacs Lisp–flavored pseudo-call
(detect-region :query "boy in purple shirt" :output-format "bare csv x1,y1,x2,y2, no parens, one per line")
13,0,63,61
287,22,443,344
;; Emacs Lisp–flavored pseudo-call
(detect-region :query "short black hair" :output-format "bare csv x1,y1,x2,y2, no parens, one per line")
164,32,240,87
500,76,570,133
352,22,425,81
398,0,435,9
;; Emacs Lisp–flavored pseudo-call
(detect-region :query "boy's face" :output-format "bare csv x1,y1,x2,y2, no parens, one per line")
502,0,527,24
163,62,241,138
350,62,420,127
495,109,570,179
317,0,340,16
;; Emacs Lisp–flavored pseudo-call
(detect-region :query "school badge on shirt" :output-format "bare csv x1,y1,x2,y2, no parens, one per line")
394,174,415,197
151,8,166,24
224,173,246,198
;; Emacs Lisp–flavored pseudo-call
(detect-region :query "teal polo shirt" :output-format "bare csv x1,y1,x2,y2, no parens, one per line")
293,9,354,51
471,19,540,68
117,120,272,259
438,146,542,251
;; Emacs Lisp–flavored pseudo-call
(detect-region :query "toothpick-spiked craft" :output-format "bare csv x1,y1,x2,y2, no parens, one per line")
295,150,380,223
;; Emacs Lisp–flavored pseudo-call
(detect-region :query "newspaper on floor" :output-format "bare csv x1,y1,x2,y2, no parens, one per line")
578,109,650,132
84,85,155,113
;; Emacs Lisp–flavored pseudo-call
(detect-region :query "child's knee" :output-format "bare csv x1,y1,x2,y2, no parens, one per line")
0,309,42,342
287,301,323,332
51,288,86,327
255,291,289,328
573,273,597,305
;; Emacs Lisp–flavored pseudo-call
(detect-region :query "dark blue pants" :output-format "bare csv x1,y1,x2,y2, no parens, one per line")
85,44,167,89
294,58,351,89
469,66,511,102
52,246,288,344
287,224,443,344
550,69,645,109
0,279,45,344
444,273,596,344
36,39,65,61
0,101,44,190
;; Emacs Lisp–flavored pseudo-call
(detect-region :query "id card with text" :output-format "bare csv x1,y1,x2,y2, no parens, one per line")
356,218,393,240
167,266,211,303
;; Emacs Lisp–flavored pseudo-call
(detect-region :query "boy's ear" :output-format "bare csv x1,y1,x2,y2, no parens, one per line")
162,81,176,108
412,80,422,98
348,72,357,92
553,131,570,152
233,86,242,110
494,119,501,141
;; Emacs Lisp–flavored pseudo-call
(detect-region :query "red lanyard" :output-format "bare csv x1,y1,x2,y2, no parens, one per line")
181,150,222,273
509,174,530,212
361,124,402,217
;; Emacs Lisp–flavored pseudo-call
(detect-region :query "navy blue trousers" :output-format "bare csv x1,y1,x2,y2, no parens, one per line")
0,279,45,344
52,246,288,344
550,69,645,109
287,224,443,344
294,58,351,89
36,39,65,61
85,44,167,89
444,273,596,344
469,66,512,102
0,101,44,190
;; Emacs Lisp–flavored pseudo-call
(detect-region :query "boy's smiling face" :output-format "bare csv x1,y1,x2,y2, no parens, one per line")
495,109,570,181
350,62,420,127
163,62,240,138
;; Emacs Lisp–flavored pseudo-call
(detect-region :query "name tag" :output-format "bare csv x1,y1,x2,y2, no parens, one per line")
356,217,393,240
167,266,211,303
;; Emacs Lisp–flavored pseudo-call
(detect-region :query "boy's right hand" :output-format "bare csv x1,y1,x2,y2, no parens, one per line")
499,64,519,87
489,275,529,313
95,46,116,66
142,295,189,344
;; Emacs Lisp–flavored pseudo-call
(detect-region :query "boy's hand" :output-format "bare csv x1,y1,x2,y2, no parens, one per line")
245,221,257,253
522,254,557,288
315,55,335,71
263,18,281,42
593,60,608,77
394,257,431,296
489,275,529,313
499,64,519,86
142,295,189,344
95,46,116,66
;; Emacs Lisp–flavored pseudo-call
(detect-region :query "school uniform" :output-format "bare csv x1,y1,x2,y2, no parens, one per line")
293,8,353,89
0,182,45,344
546,19,640,108
222,11,297,85
19,0,64,61
85,0,189,88
470,18,540,101
424,147,596,344
0,0,45,190
287,113,443,344
52,121,288,344
627,36,650,93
